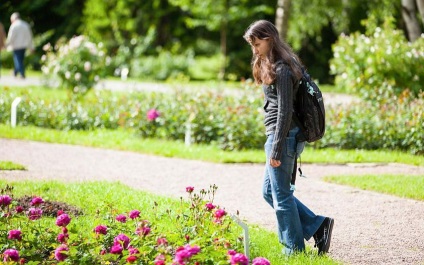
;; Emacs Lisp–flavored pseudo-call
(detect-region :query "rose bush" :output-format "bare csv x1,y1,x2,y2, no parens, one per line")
330,19,424,102
0,184,270,264
41,35,107,98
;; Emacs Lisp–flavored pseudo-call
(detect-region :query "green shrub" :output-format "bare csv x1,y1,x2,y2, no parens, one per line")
1,84,423,154
318,91,424,155
330,19,424,102
0,86,264,150
41,36,107,98
188,55,223,80
130,50,194,81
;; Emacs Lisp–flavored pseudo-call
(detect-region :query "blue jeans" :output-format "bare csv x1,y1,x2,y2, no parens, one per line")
13,48,26,78
263,127,325,255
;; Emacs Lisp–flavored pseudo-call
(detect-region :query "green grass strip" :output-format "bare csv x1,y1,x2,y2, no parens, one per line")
0,160,26,170
1,124,423,165
324,174,424,201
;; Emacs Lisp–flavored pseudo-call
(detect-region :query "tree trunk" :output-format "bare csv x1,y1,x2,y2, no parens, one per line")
219,0,228,80
402,0,422,41
275,0,291,40
416,0,424,26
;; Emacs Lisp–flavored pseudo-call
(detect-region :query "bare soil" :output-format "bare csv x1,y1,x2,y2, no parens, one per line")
1,138,423,264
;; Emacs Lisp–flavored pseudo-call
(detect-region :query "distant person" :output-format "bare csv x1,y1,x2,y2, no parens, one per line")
0,21,6,77
243,20,334,256
6,12,34,79
0,22,6,50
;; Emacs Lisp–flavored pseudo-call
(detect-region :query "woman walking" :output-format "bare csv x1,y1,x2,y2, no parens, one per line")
243,20,334,256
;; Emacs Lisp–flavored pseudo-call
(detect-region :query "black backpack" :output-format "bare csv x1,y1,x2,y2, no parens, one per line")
290,67,325,189
293,68,326,143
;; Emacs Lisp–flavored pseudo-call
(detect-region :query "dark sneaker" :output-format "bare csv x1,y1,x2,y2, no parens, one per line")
313,217,334,255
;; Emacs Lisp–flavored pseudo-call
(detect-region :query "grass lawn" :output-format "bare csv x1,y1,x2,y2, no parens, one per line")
324,174,424,201
0,180,339,265
0,160,26,170
1,124,423,166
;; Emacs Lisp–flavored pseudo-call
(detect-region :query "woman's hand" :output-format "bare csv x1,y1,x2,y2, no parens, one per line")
270,159,281,168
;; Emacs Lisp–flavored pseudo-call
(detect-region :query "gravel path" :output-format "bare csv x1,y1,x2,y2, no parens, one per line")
0,75,358,107
1,138,423,264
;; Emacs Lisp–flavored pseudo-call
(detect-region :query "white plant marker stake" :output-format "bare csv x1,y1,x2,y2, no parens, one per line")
11,97,22,127
121,67,129,80
185,122,192,146
231,214,250,259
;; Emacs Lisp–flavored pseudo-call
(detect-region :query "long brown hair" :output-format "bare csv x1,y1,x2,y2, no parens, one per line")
243,20,303,85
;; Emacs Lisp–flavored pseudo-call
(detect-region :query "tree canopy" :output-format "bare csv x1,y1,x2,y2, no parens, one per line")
0,0,422,82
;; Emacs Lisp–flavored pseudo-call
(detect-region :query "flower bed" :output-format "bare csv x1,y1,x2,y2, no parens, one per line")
0,184,270,264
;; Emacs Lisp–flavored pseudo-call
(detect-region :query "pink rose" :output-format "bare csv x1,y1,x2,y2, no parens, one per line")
57,233,68,243
174,245,201,264
94,225,108,235
116,214,127,223
187,245,200,255
54,245,69,261
230,253,249,265
110,243,123,254
114,233,130,249
205,202,215,211
30,196,44,206
127,256,138,263
8,230,22,240
129,210,140,219
3,249,19,262
228,249,237,256
174,247,190,264
214,208,226,219
0,195,12,207
147,109,160,121
154,254,166,265
56,213,71,227
28,208,43,220
136,226,151,236
186,186,194,193
129,247,140,255
157,237,168,246
15,205,24,213
252,257,271,265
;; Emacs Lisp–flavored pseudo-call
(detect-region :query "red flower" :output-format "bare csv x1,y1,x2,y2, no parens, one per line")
127,256,138,263
15,205,24,213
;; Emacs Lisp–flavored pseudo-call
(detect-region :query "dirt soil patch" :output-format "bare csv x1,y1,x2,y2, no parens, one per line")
14,195,84,217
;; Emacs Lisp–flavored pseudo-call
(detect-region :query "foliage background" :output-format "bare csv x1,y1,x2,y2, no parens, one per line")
0,0,417,83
